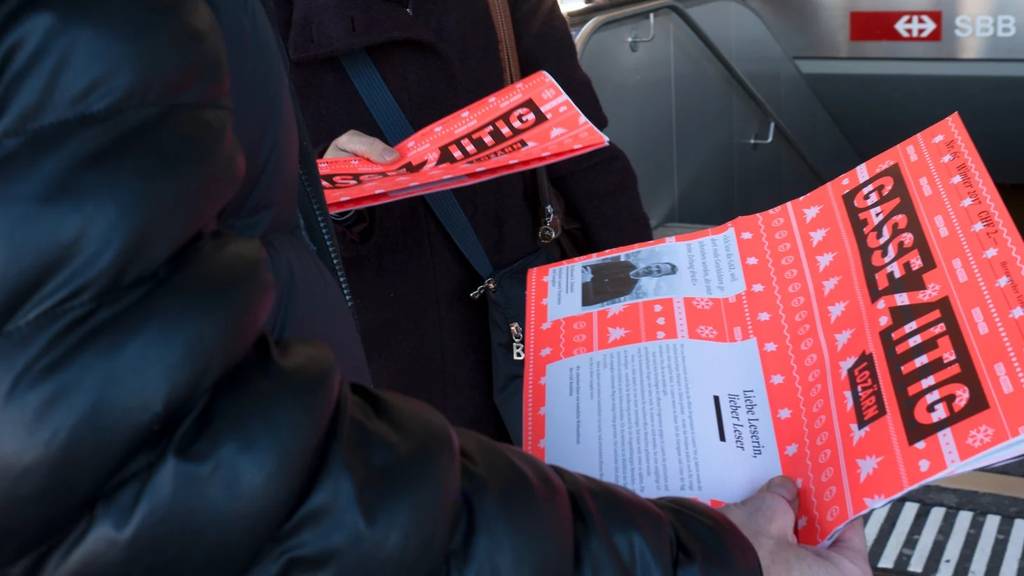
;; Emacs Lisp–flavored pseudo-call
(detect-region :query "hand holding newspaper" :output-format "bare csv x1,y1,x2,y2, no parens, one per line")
523,113,1024,546
316,71,608,213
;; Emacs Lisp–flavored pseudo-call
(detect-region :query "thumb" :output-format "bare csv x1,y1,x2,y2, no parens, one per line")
761,476,799,516
730,476,799,539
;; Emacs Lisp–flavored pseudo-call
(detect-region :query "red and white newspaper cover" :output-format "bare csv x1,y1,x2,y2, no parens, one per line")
316,71,607,212
523,113,1024,546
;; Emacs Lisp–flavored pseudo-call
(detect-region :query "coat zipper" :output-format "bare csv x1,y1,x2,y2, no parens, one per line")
298,165,355,307
266,6,358,310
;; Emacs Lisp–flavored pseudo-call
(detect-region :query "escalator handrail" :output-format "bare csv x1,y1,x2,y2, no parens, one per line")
572,0,829,182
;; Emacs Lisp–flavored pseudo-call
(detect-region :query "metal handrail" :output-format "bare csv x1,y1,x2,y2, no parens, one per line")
627,13,657,51
571,0,829,182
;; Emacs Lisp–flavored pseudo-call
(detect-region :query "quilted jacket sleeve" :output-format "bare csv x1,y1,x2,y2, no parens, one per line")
0,1,339,572
0,1,760,574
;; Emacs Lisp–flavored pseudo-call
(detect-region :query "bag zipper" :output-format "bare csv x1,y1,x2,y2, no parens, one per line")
470,277,497,299
509,322,525,361
468,277,524,361
538,203,562,244
470,280,524,362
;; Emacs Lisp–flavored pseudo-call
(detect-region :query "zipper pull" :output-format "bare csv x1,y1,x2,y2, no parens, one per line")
538,204,561,244
470,277,497,299
510,322,525,361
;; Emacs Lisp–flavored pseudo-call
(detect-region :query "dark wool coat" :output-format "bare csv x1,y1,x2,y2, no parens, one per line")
275,0,653,440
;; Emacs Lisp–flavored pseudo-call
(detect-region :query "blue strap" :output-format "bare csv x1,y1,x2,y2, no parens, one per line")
341,50,495,279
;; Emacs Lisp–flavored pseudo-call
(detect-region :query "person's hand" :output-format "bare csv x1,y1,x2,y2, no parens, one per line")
324,130,400,164
721,476,872,576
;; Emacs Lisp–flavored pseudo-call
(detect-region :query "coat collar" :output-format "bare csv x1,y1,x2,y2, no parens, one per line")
287,0,434,61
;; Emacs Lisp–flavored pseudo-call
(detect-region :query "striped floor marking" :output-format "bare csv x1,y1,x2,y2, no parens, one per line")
862,502,1024,574
908,505,947,572
999,518,1024,576
936,510,975,576
865,503,892,548
968,514,1003,575
879,502,921,569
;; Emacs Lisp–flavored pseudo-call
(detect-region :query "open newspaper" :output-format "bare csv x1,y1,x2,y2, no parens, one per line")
316,71,607,213
523,113,1024,546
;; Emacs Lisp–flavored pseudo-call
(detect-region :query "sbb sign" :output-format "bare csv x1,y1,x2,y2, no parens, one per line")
850,11,1019,43
955,15,1017,38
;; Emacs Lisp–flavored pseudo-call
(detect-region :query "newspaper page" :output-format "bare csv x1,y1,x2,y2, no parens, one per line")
316,71,607,212
523,113,1024,546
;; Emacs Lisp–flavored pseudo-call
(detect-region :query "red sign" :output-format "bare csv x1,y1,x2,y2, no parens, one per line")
851,11,942,42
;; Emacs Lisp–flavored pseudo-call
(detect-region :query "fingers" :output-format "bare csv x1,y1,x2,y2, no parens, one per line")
324,130,400,163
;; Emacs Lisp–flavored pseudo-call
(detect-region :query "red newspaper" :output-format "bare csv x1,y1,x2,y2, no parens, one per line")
523,113,1024,546
316,71,607,213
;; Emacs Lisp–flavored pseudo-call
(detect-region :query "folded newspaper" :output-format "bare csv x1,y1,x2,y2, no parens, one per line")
523,113,1024,546
316,71,607,213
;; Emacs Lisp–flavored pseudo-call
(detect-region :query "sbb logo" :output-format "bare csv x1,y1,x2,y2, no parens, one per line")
955,15,1017,38
850,11,942,42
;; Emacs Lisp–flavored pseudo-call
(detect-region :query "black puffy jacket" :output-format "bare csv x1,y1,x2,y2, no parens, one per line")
0,0,761,574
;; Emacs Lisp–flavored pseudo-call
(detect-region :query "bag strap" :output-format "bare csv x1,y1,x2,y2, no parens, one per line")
485,0,521,84
485,0,565,246
341,50,495,283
